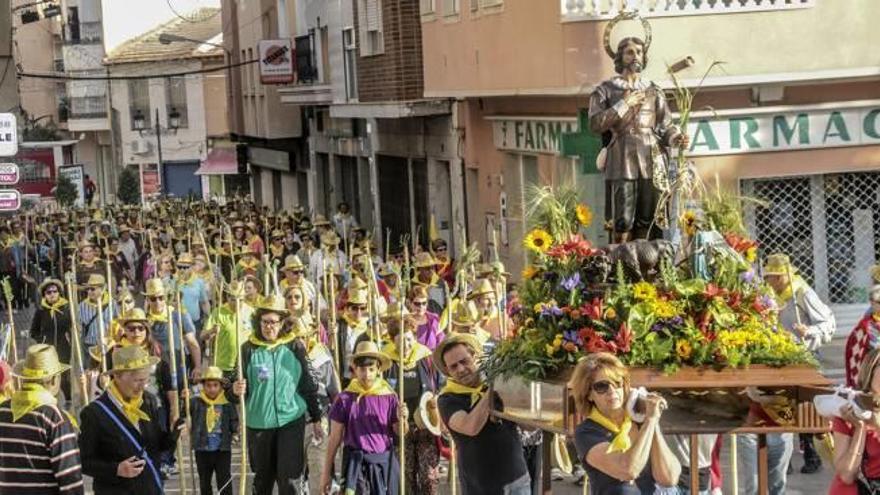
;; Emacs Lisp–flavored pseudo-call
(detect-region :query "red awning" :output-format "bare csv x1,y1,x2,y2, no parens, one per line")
195,147,237,175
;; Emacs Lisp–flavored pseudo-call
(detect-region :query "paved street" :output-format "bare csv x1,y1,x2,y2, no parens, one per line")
7,304,848,494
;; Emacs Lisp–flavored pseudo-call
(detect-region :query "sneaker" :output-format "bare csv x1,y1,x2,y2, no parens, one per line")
575,472,586,486
551,467,565,481
801,457,822,474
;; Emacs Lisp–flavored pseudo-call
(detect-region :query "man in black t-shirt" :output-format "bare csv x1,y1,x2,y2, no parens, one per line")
434,334,530,495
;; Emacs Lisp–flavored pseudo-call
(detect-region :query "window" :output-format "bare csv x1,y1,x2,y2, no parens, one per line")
295,35,316,83
165,77,188,128
128,79,150,130
342,28,358,100
70,96,106,119
470,0,478,12
420,0,435,15
443,0,459,15
358,0,384,56
479,0,502,6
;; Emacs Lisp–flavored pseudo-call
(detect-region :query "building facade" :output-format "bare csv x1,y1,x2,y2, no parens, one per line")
421,0,880,325
104,8,233,201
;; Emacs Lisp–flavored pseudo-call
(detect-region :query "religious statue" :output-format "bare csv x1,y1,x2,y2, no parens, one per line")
588,14,689,243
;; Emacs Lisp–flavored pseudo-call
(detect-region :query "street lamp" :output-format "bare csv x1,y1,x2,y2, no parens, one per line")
133,107,180,198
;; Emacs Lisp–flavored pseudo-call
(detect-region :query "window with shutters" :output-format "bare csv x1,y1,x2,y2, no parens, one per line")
128,79,150,130
165,77,189,129
358,0,384,56
343,28,358,100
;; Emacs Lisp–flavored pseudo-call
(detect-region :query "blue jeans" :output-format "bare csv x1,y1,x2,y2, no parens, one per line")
736,433,793,495
502,473,531,495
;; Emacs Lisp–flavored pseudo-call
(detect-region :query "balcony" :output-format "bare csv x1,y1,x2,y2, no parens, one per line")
67,95,108,131
63,21,103,45
277,35,333,105
561,0,816,21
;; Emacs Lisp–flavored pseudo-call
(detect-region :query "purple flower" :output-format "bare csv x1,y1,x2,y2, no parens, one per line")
740,269,756,284
541,304,564,317
563,329,582,345
560,273,581,291
759,294,777,310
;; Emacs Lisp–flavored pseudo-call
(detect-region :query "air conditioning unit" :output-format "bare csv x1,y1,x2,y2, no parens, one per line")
130,140,152,155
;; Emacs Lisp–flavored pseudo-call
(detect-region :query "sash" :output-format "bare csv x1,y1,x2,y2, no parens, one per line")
93,399,163,492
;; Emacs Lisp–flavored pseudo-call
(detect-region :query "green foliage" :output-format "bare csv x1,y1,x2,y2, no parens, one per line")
54,175,77,207
525,184,580,241
117,166,141,205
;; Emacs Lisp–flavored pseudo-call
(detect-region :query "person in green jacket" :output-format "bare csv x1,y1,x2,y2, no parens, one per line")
232,294,324,495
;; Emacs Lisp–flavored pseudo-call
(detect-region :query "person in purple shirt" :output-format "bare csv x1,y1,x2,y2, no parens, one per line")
320,340,409,495
410,286,444,350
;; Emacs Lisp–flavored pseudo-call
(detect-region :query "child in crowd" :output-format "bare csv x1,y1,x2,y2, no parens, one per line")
191,366,238,495
320,340,408,495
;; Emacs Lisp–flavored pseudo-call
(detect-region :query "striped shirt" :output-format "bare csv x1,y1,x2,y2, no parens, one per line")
78,300,115,346
0,401,84,494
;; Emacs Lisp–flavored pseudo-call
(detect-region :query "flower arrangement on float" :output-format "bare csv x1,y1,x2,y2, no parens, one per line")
485,185,816,381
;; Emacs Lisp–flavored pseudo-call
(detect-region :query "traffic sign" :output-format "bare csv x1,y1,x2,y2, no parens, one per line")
0,190,21,211
0,163,19,185
0,114,16,157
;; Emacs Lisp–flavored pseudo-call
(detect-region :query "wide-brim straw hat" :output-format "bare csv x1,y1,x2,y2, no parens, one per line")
320,231,340,246
478,261,511,278
12,344,71,380
313,214,331,227
78,240,96,249
763,253,796,276
432,333,483,376
225,280,246,298
177,252,195,266
142,278,167,297
254,294,290,317
282,255,305,271
413,252,439,269
195,365,230,385
38,278,64,295
347,288,368,307
350,340,391,371
451,299,479,326
78,273,106,289
88,341,115,363
109,346,160,375
377,262,400,277
119,308,150,326
468,278,496,300
271,229,285,239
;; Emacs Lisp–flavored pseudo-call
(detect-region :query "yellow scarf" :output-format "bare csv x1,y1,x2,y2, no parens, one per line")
248,332,295,350
83,292,111,309
440,379,486,407
382,341,432,371
199,389,229,433
147,306,174,323
775,275,809,308
587,408,632,453
270,244,285,257
108,381,151,426
11,383,57,422
41,297,69,317
412,272,440,288
344,378,395,403
238,258,260,270
342,313,367,331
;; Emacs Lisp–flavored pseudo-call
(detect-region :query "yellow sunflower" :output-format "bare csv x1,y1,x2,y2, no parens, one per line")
632,281,657,301
522,265,539,280
575,204,593,227
524,228,553,253
675,339,693,360
679,210,698,236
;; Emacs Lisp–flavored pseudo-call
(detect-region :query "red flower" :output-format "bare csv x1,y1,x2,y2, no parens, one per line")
570,309,582,320
546,235,600,260
582,298,604,320
586,332,615,353
615,322,632,353
703,284,726,299
578,327,593,341
727,292,742,309
724,232,758,254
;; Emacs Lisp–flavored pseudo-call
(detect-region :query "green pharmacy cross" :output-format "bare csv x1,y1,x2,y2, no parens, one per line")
560,108,603,175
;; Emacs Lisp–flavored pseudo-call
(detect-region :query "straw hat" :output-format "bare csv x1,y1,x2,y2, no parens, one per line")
432,333,483,376
108,346,160,375
88,341,115,363
238,245,258,257
478,261,511,278
350,340,391,371
254,294,290,317
347,288,368,307
13,344,71,380
79,274,106,289
195,365,230,385
413,252,439,269
119,308,150,326
380,305,412,324
38,278,64,296
177,252,195,266
762,253,796,276
871,265,880,284
468,279,496,300
320,231,340,246
225,280,246,298
377,261,400,277
78,239,96,249
451,300,479,326
142,278,167,297
232,220,245,229
348,277,368,292
271,229,285,239
282,255,305,271
313,214,331,227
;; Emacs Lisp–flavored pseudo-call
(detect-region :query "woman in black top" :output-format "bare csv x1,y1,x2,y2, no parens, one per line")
570,352,680,495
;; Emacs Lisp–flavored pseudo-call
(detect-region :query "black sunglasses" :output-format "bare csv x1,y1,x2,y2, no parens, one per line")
591,380,621,395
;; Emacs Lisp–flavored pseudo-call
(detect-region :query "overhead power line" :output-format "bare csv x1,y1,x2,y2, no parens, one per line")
17,58,259,81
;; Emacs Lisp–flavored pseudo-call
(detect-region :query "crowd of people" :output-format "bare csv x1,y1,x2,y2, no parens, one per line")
0,197,872,495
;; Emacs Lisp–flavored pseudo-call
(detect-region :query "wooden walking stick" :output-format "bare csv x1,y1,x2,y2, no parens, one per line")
1,278,16,363
175,287,198,494
396,292,407,495
95,284,108,375
234,290,250,494
164,291,189,495
65,272,88,406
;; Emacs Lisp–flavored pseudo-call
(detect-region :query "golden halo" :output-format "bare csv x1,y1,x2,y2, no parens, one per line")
603,11,653,59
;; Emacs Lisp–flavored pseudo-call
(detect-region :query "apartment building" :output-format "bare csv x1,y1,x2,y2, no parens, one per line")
422,0,880,319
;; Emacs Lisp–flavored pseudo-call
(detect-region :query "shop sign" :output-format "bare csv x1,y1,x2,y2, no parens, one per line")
0,163,18,185
0,190,21,211
258,39,295,84
687,102,880,156
490,117,578,155
58,164,85,207
0,114,17,157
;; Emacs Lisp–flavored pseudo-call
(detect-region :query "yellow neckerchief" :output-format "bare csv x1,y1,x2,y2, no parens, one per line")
79,258,97,268
177,270,196,287
382,340,432,371
440,379,486,407
83,292,111,309
306,339,327,360
344,377,395,403
11,383,57,422
248,331,295,350
342,313,367,331
412,272,439,288
269,243,285,257
244,295,260,307
108,381,151,426
147,306,171,323
775,275,809,307
41,296,69,317
199,389,229,432
587,407,633,453
873,312,880,323
238,257,260,270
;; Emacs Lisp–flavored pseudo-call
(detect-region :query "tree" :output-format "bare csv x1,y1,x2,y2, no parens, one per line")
54,175,77,207
117,166,141,205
